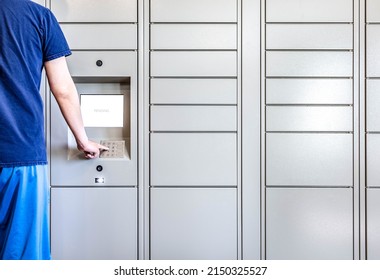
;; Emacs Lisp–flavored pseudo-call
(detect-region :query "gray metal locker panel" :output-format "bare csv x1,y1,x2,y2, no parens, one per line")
367,0,380,23
151,133,237,186
266,188,353,260
266,106,352,132
367,135,380,187
266,24,353,50
367,80,380,132
150,106,237,131
50,50,138,187
366,189,380,259
151,51,237,77
66,51,136,77
266,133,353,186
367,25,380,77
51,188,138,260
266,79,352,105
266,0,353,23
150,188,238,260
51,0,137,22
150,0,237,22
150,24,237,50
150,79,237,105
61,24,137,50
266,51,353,77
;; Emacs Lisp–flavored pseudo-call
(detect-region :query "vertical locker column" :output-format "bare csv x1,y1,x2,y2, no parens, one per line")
149,0,239,259
49,0,139,260
264,0,354,259
366,0,380,260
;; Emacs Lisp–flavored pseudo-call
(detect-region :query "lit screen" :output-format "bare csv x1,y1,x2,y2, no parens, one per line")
81,94,124,127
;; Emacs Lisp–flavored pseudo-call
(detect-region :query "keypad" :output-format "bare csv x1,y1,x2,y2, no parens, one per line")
99,140,125,158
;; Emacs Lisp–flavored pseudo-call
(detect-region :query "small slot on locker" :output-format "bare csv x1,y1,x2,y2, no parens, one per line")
99,140,125,158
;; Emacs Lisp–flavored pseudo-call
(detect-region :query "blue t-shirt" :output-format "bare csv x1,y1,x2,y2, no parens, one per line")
0,0,72,167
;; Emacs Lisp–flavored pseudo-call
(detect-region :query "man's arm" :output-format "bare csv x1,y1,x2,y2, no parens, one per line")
44,56,108,159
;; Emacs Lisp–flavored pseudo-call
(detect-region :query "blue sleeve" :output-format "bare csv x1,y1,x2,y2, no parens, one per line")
42,9,72,62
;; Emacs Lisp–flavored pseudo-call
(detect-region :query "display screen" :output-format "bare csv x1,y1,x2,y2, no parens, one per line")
80,94,124,127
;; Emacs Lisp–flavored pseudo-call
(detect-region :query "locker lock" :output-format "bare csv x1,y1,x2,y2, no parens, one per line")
96,165,103,172
96,60,103,67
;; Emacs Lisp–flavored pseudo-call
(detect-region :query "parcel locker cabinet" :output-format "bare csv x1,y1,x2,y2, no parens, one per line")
367,0,380,260
150,188,238,260
263,0,355,260
148,0,240,261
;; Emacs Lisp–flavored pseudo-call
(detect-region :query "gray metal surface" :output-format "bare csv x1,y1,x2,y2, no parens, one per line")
51,0,137,22
266,51,353,77
150,78,237,104
150,188,238,260
266,0,353,22
366,25,380,77
151,51,237,77
66,51,137,77
150,0,237,22
366,189,380,259
266,106,352,132
367,0,380,22
151,24,237,50
266,79,352,105
151,106,237,131
367,80,380,132
266,24,353,50
266,133,353,186
51,188,138,260
61,24,137,50
366,135,380,187
50,54,138,186
266,188,353,260
150,133,237,186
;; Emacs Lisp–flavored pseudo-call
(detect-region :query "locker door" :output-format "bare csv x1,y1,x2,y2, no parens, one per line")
51,0,137,22
266,188,353,260
367,189,380,259
51,188,138,260
150,188,238,260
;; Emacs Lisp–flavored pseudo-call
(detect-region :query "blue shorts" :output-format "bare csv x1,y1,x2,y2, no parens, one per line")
0,165,50,260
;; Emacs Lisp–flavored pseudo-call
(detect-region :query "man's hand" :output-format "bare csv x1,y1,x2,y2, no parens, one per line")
77,140,109,159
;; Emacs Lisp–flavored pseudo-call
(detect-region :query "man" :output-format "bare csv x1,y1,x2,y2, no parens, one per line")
0,0,108,259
